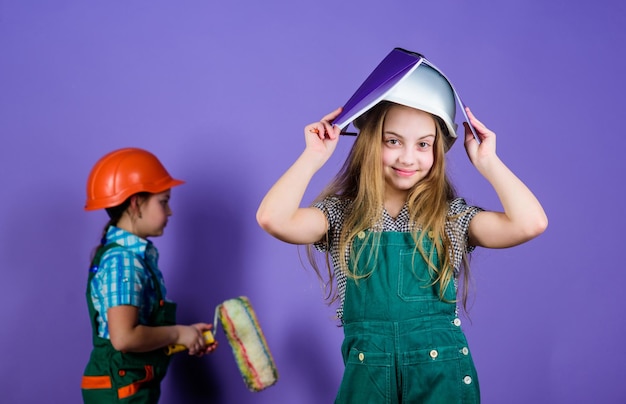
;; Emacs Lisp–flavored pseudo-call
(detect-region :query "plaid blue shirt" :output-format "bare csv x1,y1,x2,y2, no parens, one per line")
90,226,168,339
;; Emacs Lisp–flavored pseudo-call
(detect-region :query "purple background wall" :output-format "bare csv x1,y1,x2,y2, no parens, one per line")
1,1,624,403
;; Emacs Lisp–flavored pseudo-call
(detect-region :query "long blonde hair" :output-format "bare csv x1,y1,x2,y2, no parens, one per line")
308,101,471,310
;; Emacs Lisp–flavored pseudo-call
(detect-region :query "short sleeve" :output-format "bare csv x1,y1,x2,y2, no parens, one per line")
447,197,484,257
312,199,331,252
96,249,148,309
312,196,350,252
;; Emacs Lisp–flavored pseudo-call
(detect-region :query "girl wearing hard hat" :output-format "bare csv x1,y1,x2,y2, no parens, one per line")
256,49,547,403
81,148,216,403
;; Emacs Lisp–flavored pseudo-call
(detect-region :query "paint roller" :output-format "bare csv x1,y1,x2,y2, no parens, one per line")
166,296,278,392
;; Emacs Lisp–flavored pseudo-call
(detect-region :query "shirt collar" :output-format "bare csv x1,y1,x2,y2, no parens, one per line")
381,204,409,222
105,226,151,258
370,204,409,231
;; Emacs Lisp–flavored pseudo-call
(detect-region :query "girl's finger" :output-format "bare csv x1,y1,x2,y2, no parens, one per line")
308,121,338,140
307,124,324,138
465,107,494,139
321,106,343,123
465,107,488,131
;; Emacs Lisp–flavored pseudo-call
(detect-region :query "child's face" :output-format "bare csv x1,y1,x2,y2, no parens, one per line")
381,105,436,198
135,189,172,239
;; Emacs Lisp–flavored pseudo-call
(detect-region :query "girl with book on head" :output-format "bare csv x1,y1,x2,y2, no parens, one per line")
81,147,217,403
256,49,547,403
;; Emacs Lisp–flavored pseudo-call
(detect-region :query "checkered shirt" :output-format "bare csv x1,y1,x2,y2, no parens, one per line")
313,197,482,320
90,226,168,339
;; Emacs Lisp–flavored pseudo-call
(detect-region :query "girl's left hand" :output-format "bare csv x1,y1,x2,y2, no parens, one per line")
463,107,498,171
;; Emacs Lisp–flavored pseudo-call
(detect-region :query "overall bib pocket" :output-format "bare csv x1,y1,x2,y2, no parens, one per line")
397,249,438,302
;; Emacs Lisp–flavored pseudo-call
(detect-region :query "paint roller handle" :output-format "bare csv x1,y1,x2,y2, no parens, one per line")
165,330,215,356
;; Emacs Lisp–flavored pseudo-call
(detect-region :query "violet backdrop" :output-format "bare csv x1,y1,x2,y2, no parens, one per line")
1,1,624,403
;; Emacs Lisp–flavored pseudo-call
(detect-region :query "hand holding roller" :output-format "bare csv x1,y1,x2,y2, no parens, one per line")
165,330,215,355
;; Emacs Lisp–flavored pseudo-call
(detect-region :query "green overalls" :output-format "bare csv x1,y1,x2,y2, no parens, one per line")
335,231,480,404
81,244,176,403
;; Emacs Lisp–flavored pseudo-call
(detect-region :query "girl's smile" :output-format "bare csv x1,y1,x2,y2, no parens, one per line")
392,167,419,177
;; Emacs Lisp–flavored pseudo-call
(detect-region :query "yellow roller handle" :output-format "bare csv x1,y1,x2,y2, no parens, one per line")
165,330,215,355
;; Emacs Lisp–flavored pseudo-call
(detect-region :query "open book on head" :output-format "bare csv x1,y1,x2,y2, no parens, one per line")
331,47,478,147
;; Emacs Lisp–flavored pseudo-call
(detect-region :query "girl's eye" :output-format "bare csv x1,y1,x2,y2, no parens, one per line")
385,138,401,146
418,141,430,149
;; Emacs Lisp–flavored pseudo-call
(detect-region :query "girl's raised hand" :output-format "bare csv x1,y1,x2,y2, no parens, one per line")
303,107,343,165
463,107,498,172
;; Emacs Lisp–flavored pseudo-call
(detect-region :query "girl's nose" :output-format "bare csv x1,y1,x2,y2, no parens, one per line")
398,147,415,164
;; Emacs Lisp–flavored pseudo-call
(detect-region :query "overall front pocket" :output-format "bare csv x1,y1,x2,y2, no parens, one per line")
111,364,155,399
336,348,393,403
400,344,480,403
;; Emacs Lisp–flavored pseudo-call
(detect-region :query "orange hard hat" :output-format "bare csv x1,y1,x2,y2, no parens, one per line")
85,147,184,211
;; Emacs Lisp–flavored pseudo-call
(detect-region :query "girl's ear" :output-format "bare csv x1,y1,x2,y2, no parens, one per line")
128,195,143,219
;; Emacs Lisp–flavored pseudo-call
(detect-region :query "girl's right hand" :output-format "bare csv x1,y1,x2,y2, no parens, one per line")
176,323,211,356
303,107,343,166
256,107,343,244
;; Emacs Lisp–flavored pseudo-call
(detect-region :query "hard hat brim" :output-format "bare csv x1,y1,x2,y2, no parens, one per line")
84,178,184,211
